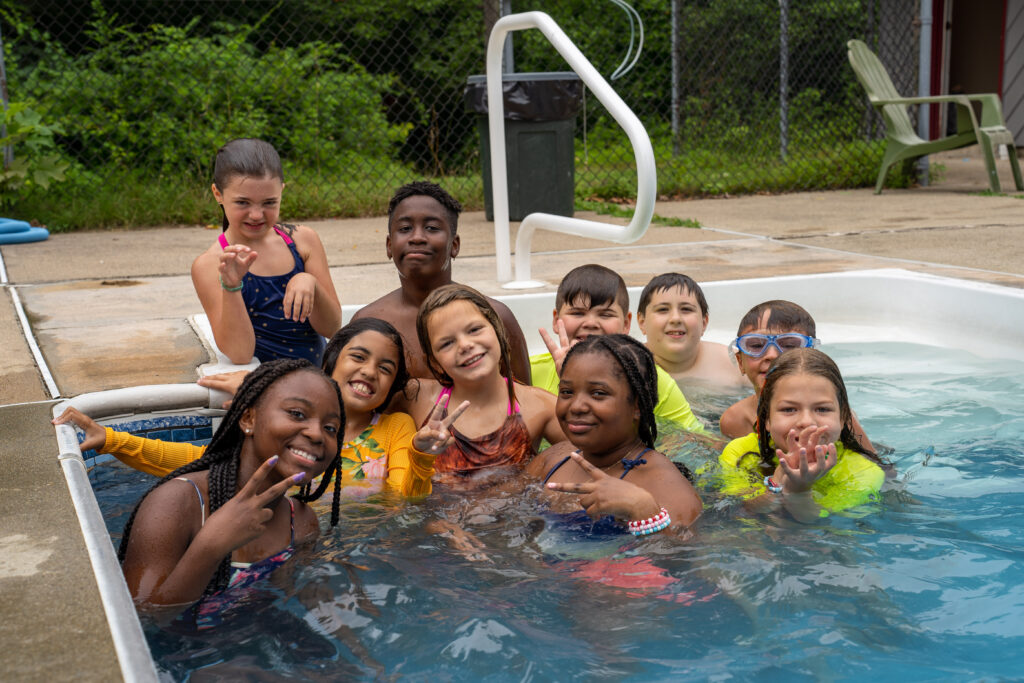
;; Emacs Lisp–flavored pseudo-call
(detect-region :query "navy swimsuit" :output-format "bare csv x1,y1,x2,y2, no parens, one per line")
219,226,326,364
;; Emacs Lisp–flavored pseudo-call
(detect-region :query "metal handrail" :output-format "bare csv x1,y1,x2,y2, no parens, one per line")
485,11,657,288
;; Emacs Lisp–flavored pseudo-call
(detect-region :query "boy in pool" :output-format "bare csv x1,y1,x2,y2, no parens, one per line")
719,299,874,454
352,181,531,383
636,272,747,394
531,264,706,434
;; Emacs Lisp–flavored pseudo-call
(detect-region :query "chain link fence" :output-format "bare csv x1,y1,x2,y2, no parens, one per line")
1,0,920,230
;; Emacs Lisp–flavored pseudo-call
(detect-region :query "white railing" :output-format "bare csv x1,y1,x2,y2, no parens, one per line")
485,11,657,288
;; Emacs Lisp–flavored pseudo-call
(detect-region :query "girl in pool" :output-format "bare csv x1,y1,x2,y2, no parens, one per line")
56,318,441,498
118,359,342,608
192,138,341,365
719,300,876,455
529,334,703,532
407,284,565,479
718,347,885,520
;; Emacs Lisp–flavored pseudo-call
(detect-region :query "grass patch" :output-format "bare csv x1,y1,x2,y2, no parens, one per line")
6,135,884,231
575,199,700,228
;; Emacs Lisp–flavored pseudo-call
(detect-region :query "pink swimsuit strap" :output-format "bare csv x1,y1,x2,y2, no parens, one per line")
434,380,519,416
218,225,293,250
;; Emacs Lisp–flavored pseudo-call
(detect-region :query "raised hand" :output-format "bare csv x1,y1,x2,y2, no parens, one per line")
218,244,258,289
283,272,317,323
774,426,838,494
546,452,660,521
538,319,574,375
200,455,305,556
413,397,470,455
52,406,107,452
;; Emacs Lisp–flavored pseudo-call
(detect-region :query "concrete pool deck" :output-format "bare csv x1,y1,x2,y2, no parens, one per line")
2,147,1024,678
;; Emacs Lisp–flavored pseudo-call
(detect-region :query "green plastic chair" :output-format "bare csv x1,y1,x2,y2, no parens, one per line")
847,38,1023,193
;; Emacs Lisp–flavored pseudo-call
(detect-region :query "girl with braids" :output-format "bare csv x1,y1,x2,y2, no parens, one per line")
718,348,886,521
191,138,341,365
57,318,441,498
118,359,343,609
406,284,565,479
528,334,702,533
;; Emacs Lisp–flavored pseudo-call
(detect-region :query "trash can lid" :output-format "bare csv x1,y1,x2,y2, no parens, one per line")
464,72,583,120
466,71,581,85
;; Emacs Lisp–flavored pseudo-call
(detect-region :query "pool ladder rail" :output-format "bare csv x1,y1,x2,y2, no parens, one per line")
485,11,657,288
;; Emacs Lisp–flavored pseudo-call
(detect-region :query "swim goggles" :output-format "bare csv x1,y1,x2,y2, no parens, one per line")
731,333,820,358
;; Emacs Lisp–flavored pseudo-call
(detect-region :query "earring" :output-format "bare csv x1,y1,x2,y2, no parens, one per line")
244,428,252,435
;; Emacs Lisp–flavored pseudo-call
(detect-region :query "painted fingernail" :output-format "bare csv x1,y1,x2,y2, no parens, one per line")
547,482,558,489
268,455,279,465
292,472,306,483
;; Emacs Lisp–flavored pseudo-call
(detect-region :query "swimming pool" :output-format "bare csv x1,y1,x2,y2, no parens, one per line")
60,269,1024,679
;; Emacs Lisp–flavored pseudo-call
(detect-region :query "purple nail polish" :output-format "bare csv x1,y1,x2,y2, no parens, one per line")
292,472,305,483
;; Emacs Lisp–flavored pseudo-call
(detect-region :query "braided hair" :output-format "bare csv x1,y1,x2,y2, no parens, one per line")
753,348,884,473
561,334,660,449
117,359,344,599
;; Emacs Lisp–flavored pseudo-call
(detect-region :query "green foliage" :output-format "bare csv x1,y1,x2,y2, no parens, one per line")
0,101,70,203
16,8,407,178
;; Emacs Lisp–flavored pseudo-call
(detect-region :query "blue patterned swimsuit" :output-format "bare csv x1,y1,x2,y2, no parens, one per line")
218,225,326,364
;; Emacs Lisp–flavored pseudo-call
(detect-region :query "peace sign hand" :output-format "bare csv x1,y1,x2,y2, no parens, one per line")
412,398,470,455
546,452,660,521
200,455,304,556
774,426,838,494
539,319,574,375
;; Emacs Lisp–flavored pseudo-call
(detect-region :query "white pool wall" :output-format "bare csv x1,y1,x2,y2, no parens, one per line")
343,269,1024,361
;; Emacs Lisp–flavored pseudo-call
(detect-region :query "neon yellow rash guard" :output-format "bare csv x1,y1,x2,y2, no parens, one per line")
100,412,435,497
718,432,884,514
529,351,707,435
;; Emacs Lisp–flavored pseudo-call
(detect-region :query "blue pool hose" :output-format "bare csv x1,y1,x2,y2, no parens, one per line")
0,217,49,244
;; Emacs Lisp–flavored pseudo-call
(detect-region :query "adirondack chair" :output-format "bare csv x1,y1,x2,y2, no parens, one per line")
847,39,1023,193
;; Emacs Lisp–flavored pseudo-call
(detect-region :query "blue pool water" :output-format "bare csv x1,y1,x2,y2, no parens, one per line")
89,342,1024,680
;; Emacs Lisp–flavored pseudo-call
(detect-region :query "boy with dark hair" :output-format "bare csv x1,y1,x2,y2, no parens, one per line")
352,181,531,382
637,272,745,394
531,264,706,434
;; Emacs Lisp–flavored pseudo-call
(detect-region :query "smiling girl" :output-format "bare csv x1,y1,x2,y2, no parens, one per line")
529,334,702,533
118,360,342,609
56,319,442,498
406,284,565,478
192,138,341,365
718,348,885,520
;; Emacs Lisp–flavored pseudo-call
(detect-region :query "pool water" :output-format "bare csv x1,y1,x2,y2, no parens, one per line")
90,342,1024,680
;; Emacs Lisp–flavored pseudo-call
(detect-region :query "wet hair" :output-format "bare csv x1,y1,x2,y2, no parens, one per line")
321,318,410,412
561,334,659,450
753,348,885,472
638,272,708,318
212,138,285,232
117,359,344,600
387,181,462,236
416,283,516,408
555,264,630,313
736,299,816,337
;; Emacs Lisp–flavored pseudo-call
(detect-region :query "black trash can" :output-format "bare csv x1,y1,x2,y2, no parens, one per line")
465,72,583,221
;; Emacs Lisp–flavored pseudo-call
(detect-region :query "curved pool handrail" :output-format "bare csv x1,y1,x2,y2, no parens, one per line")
485,11,657,287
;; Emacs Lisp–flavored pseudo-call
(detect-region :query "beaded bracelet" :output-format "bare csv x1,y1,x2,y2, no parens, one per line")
763,476,783,494
219,274,244,292
628,507,671,536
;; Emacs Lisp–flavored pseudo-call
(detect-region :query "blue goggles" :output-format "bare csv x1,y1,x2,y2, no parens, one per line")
732,333,819,358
